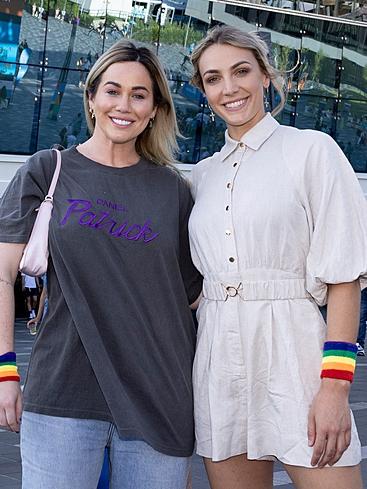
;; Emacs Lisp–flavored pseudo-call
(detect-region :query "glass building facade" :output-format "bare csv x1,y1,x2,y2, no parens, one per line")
0,0,366,171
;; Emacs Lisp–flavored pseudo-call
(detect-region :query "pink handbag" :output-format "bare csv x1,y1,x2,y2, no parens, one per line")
19,149,62,277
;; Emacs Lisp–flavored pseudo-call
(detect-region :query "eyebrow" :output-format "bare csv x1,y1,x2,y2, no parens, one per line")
202,60,252,77
103,81,150,92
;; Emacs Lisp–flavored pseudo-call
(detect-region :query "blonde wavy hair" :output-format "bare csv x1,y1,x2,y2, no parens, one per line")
191,25,286,116
84,40,179,166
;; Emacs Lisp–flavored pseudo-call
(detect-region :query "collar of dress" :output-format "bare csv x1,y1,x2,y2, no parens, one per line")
219,112,280,162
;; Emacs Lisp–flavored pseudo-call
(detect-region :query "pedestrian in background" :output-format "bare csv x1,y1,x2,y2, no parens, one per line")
189,25,366,489
26,273,48,335
21,273,39,321
0,39,201,489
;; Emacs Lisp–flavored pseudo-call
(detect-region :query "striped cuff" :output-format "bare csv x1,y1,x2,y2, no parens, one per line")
320,341,357,383
0,352,20,382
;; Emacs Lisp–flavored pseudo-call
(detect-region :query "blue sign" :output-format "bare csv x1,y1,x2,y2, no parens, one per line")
0,14,21,78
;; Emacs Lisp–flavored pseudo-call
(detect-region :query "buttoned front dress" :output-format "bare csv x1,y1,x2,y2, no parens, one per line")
188,114,367,466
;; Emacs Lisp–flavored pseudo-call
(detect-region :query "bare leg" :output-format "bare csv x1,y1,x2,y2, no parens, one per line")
284,463,363,489
204,455,273,489
26,295,32,317
31,293,38,313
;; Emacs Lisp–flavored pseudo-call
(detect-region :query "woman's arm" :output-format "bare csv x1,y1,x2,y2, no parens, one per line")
189,292,202,310
0,242,26,432
308,280,360,468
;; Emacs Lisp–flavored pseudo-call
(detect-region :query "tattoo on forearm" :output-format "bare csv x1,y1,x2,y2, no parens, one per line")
0,277,13,287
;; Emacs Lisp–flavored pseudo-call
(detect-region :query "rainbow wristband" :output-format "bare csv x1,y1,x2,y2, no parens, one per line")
0,352,20,382
320,341,357,383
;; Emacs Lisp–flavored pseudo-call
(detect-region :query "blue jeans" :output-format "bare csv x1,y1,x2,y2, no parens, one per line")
358,288,367,348
21,411,191,489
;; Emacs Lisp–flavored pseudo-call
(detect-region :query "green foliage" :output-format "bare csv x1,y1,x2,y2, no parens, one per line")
313,49,325,82
79,12,94,27
133,20,204,46
274,44,292,72
131,20,159,42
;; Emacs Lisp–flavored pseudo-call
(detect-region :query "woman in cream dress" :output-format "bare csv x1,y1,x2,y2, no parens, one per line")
189,25,367,489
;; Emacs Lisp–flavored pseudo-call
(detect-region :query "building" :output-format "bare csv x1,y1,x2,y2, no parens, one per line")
0,0,366,193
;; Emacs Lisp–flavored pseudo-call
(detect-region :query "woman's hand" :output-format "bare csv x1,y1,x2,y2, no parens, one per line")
27,317,39,327
308,378,351,467
189,292,202,310
0,381,22,432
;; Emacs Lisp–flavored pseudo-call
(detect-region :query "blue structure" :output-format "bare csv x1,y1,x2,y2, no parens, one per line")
0,0,366,172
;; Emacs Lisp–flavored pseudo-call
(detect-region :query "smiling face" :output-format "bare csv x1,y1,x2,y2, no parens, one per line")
198,44,270,140
89,61,157,148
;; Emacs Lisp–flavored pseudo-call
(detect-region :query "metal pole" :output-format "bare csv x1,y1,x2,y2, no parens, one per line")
144,0,150,23
184,15,191,48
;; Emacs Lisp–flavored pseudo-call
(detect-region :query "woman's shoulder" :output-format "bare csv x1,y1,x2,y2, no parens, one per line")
191,153,218,179
196,152,220,168
189,154,218,199
26,148,54,166
276,125,346,177
22,148,57,183
277,125,352,186
277,124,338,153
146,160,191,193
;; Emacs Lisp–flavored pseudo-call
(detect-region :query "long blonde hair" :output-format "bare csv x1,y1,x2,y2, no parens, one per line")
191,25,286,116
84,40,179,166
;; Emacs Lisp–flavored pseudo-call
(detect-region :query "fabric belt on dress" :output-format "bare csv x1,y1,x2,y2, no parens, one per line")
202,277,311,301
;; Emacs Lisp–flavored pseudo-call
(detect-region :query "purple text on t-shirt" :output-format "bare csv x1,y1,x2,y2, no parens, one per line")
60,199,159,243
96,199,126,212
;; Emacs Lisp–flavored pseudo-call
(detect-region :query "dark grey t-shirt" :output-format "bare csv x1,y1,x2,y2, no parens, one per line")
0,147,202,456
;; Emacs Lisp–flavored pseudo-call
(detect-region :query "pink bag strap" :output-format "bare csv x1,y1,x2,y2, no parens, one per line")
45,149,62,200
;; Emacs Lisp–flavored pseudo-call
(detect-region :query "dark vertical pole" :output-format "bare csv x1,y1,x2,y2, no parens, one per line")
101,0,107,53
192,93,205,163
291,34,303,128
29,0,50,152
332,56,343,139
155,1,163,56
47,21,77,120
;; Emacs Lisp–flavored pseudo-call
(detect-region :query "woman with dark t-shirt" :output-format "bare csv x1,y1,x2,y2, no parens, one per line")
0,40,201,488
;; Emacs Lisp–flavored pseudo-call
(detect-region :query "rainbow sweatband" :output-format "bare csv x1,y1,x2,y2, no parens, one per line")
320,341,357,383
0,352,20,382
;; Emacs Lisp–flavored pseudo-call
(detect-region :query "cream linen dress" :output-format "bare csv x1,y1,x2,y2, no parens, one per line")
188,113,367,466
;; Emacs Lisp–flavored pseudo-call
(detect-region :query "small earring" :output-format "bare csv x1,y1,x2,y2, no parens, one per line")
89,108,95,119
208,105,215,122
149,117,154,128
263,88,270,111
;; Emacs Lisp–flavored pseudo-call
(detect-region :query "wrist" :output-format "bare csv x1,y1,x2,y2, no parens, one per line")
0,351,20,383
320,341,357,383
320,377,351,392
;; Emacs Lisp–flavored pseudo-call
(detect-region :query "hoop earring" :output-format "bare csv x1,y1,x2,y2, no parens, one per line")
149,117,155,128
263,88,271,111
208,105,215,122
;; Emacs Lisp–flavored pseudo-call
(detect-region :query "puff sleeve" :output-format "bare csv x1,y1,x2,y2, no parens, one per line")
303,132,367,305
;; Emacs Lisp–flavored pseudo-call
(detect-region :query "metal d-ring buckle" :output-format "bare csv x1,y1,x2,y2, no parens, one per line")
222,282,242,300
35,195,53,212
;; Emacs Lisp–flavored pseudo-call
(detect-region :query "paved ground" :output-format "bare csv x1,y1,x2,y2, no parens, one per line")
1,320,367,488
